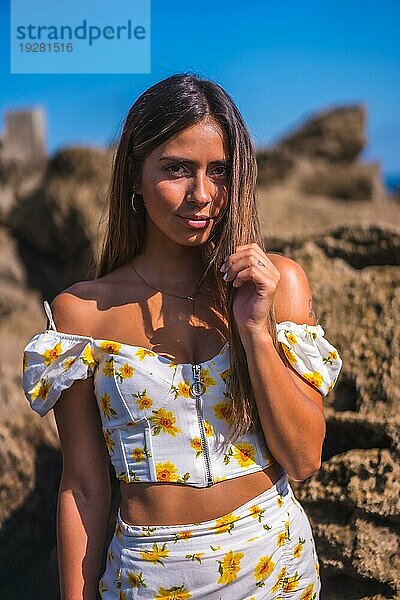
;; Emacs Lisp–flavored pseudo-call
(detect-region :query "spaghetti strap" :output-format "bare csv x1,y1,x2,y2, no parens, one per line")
43,299,58,331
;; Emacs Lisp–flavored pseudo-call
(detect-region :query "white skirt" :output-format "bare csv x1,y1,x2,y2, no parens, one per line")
99,473,321,599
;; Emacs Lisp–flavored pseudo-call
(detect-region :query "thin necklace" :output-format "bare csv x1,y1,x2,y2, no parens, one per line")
130,262,206,313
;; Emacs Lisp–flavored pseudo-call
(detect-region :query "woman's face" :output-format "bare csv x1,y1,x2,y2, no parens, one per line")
135,116,230,247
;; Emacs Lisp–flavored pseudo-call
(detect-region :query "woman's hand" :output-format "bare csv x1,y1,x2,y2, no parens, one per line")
220,243,281,335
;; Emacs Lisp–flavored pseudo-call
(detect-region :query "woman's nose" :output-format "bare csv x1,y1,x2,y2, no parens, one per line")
187,171,214,205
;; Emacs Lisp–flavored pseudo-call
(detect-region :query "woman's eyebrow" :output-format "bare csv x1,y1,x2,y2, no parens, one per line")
158,155,231,166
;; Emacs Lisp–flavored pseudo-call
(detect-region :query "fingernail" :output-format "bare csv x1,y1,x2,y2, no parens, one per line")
219,262,227,272
223,272,228,281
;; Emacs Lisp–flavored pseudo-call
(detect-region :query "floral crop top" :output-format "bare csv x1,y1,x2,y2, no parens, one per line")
21,300,342,488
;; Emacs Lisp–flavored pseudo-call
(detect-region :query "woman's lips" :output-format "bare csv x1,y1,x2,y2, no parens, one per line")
178,215,211,229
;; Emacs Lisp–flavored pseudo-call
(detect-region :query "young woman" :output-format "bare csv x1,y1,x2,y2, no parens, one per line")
22,73,342,600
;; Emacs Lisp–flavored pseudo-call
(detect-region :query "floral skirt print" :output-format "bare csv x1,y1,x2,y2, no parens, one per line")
99,473,320,599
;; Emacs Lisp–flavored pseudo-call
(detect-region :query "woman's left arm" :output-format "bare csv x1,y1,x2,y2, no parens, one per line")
220,243,326,482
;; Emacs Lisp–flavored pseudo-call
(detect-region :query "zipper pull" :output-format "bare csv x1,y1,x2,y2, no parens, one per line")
190,364,206,397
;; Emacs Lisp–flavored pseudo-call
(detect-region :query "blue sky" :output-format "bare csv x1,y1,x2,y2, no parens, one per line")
1,0,399,177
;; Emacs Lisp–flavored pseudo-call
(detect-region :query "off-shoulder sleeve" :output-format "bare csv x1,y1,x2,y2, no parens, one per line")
276,321,342,396
22,331,97,416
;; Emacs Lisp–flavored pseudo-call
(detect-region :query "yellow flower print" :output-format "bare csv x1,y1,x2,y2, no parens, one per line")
293,537,306,558
154,584,192,599
326,380,334,393
190,437,203,458
281,343,298,365
200,368,216,389
63,356,76,370
249,505,262,518
248,505,271,530
254,555,275,586
303,371,323,389
134,347,155,361
139,542,169,565
117,471,129,483
132,389,153,410
219,366,232,383
282,572,300,592
299,582,316,600
119,592,127,600
115,522,122,539
277,517,291,546
31,377,50,401
81,344,97,369
223,446,234,465
100,392,118,419
177,381,192,399
214,399,233,423
127,570,147,589
156,461,179,482
98,580,107,596
140,526,157,537
271,565,301,593
213,476,226,482
115,362,134,383
100,340,122,355
117,469,140,482
170,381,190,400
328,350,338,361
102,428,115,454
204,420,214,436
316,561,320,579
217,549,244,585
304,325,318,340
233,442,256,467
42,342,63,366
150,408,182,436
277,532,286,546
271,566,286,593
174,530,193,543
102,358,115,377
185,552,204,563
285,331,298,345
131,446,151,462
212,512,240,535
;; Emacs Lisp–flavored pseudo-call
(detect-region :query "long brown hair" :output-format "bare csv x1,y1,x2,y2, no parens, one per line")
89,72,279,443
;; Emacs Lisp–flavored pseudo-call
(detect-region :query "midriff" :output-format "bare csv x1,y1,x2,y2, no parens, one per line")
119,460,285,526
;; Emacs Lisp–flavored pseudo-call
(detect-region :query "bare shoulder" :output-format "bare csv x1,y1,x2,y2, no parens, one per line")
266,251,311,285
49,279,106,337
266,251,318,325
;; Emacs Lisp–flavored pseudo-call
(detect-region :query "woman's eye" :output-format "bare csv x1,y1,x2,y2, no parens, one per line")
165,164,186,175
212,166,229,176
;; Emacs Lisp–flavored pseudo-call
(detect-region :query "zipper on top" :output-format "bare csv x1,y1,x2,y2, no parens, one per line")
191,364,213,486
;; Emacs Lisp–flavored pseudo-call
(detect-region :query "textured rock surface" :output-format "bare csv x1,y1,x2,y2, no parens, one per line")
277,236,400,598
0,103,399,598
7,146,110,300
276,105,366,163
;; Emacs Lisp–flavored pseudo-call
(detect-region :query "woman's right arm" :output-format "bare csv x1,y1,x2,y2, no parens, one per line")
54,375,111,600
51,292,111,600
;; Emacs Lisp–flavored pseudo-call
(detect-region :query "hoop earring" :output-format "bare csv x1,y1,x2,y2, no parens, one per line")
131,190,145,213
